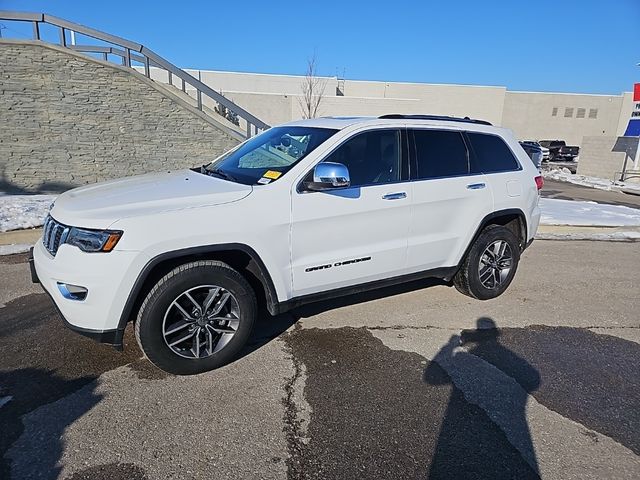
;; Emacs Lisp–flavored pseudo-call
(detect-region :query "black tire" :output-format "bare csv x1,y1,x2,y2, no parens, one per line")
454,225,521,300
135,260,256,375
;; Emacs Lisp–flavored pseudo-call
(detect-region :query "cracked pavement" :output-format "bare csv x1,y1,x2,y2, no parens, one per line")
0,239,639,479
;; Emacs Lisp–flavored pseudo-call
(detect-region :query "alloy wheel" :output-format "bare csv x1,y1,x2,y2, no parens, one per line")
162,285,240,359
478,240,513,290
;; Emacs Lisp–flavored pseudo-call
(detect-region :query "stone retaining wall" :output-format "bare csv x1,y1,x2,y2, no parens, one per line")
0,40,240,193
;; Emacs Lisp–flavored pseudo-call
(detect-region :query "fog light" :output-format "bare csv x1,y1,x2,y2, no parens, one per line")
57,282,88,301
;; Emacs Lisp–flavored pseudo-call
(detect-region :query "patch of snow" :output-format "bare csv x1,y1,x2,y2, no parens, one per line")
543,168,615,191
0,244,32,255
543,167,640,193
539,198,640,227
536,231,640,242
621,185,640,195
0,194,56,232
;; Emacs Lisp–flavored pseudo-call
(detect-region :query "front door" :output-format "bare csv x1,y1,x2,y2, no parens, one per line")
290,128,412,297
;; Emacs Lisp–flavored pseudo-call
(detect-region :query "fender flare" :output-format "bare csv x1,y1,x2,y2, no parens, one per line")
112,243,280,348
457,208,529,270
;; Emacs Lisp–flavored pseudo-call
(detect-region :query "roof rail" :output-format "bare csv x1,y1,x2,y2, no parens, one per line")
378,114,492,126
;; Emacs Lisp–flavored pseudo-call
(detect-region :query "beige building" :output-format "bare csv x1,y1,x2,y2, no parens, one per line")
502,91,630,146
144,67,636,179
146,67,633,149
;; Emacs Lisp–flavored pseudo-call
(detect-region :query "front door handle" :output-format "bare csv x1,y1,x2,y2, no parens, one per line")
467,183,486,190
382,192,407,200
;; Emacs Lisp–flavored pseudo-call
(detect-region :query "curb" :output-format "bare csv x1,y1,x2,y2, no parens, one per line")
621,187,640,197
535,225,640,242
0,228,42,246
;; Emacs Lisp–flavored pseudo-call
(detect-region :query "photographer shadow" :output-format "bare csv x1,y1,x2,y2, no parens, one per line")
424,317,541,479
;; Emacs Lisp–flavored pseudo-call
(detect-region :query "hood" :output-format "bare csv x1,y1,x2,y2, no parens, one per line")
51,169,252,229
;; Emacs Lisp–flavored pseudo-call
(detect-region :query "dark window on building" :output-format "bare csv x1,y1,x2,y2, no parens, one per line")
576,108,586,119
412,129,469,179
589,108,598,119
551,107,558,117
564,107,574,118
323,130,401,187
468,133,520,174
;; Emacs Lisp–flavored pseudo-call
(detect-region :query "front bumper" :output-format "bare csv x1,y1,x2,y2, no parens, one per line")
31,240,147,349
29,247,39,283
39,280,123,347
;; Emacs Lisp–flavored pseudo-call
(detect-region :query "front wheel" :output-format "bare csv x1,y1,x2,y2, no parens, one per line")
454,225,521,300
135,260,256,375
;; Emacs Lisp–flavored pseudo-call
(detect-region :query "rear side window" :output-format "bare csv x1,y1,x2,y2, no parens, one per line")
468,133,520,174
412,130,469,179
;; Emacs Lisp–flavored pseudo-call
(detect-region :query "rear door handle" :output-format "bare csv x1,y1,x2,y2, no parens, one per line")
467,183,486,190
382,192,407,200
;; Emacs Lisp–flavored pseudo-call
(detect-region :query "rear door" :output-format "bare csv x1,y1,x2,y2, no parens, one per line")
466,132,524,219
406,128,494,271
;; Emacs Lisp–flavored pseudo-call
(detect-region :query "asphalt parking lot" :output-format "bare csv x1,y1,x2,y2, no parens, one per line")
1,237,639,480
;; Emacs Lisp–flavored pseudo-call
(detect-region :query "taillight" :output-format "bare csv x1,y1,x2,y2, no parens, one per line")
535,176,544,191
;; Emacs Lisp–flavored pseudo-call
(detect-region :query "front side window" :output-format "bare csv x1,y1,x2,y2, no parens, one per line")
206,126,337,185
322,130,401,187
468,132,521,174
412,129,469,180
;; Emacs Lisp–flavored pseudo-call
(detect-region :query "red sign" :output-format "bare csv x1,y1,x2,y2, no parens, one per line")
634,83,640,102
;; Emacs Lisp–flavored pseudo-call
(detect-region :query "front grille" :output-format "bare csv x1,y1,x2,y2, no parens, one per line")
42,215,70,256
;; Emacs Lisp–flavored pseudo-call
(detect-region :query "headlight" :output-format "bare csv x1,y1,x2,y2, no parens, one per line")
66,227,123,252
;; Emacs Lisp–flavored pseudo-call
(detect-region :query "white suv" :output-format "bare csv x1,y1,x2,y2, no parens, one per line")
31,115,542,374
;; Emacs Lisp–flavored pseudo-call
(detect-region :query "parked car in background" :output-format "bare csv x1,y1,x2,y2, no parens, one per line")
519,141,543,170
557,144,579,161
522,140,549,161
538,140,579,162
538,140,564,160
540,145,550,161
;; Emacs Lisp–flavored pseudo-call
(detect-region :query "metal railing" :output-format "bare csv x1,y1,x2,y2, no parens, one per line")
0,11,270,138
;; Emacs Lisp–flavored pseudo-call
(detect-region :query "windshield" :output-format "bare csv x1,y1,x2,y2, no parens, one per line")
204,126,338,185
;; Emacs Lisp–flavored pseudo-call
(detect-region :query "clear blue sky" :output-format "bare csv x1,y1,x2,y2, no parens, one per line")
1,0,638,94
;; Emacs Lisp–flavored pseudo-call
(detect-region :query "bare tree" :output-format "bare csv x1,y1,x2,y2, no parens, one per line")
298,54,327,119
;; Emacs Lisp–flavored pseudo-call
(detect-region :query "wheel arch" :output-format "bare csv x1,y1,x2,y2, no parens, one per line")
482,209,528,247
456,208,528,272
113,243,280,348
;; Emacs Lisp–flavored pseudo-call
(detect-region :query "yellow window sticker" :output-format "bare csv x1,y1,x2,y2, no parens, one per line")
263,170,282,180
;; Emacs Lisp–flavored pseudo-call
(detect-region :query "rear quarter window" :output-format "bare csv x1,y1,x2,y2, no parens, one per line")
468,133,521,174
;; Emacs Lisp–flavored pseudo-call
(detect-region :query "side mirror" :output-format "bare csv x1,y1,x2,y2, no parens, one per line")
306,162,351,191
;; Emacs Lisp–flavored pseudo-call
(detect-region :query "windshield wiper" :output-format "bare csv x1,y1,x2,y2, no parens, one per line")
207,167,238,183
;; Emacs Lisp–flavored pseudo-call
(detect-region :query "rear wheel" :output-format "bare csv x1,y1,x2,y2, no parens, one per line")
454,225,520,300
135,260,256,375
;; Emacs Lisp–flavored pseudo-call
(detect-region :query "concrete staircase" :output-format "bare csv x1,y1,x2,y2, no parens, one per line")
0,11,271,192
0,11,269,139
0,39,237,192
150,79,246,139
